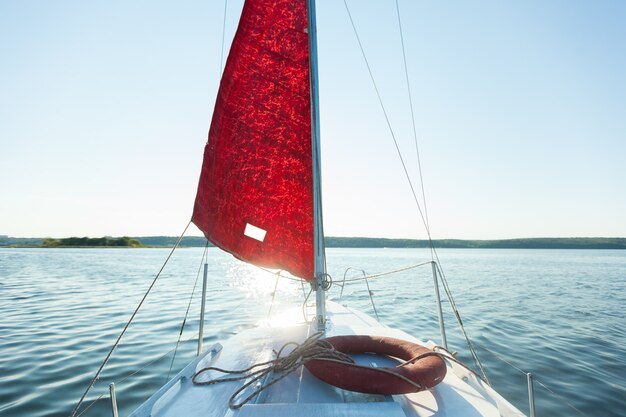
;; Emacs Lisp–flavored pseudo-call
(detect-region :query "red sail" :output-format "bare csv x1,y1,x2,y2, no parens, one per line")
192,0,314,280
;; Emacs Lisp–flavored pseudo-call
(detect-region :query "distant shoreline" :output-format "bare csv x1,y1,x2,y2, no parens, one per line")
1,236,625,249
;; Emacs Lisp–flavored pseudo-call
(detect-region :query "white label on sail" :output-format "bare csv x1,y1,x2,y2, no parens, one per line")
244,223,267,242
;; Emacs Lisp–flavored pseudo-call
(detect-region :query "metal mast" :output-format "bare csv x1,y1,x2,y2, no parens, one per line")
306,0,327,331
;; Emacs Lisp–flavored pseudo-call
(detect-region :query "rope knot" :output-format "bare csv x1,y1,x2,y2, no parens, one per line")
192,332,353,409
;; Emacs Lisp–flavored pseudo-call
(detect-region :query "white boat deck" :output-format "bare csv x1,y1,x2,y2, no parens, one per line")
129,302,526,417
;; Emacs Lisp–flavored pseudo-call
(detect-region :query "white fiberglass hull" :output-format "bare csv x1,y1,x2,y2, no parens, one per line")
130,301,526,417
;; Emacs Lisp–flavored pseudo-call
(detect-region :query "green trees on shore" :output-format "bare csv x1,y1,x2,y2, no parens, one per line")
42,236,143,247
2,235,625,249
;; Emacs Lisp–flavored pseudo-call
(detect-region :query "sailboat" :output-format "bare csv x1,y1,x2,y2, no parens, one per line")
75,1,530,416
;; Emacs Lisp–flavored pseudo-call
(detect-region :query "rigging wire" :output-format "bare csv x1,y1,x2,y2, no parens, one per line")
363,276,379,321
254,260,433,283
74,334,201,417
339,267,366,300
395,0,490,381
341,0,431,241
470,341,590,417
74,394,106,417
393,0,432,260
166,241,210,381
435,262,490,383
219,0,228,73
302,284,314,322
338,267,378,321
342,0,490,383
341,261,432,282
69,221,191,417
267,270,283,319
534,378,589,417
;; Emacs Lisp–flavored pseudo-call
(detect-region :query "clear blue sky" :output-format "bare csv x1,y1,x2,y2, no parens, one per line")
1,1,625,239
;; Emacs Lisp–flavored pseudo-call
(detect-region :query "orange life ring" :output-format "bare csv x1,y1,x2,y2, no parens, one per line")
304,335,447,395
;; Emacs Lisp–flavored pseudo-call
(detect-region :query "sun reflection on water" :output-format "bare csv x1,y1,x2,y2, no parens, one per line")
225,261,310,326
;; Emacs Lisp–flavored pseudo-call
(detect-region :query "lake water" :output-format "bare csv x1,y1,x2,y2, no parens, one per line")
0,247,624,417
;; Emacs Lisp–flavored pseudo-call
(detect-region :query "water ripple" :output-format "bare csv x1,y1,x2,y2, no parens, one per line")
0,247,625,416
